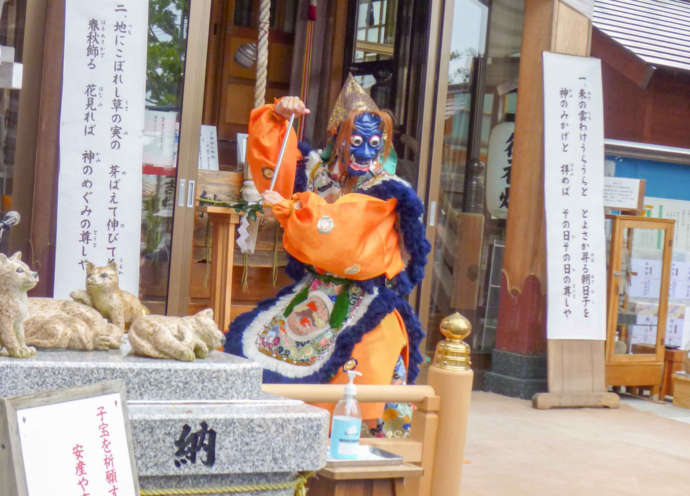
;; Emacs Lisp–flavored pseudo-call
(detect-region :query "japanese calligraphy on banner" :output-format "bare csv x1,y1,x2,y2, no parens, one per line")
54,0,148,298
543,52,606,340
485,119,515,219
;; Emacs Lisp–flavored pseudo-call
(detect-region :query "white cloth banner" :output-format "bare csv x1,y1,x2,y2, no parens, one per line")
543,52,606,340
55,0,148,298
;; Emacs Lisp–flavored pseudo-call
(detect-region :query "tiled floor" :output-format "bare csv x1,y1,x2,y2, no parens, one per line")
621,394,690,424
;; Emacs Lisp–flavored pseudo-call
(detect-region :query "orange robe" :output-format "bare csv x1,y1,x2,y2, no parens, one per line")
244,104,410,419
270,193,409,420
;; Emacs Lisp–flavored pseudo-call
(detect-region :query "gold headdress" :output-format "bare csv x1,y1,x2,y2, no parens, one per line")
327,74,380,134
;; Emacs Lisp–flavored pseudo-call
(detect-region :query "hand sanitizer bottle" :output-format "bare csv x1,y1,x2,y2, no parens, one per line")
329,370,362,459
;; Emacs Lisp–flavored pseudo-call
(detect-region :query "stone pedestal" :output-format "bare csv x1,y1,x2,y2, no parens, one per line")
484,349,547,399
0,341,329,495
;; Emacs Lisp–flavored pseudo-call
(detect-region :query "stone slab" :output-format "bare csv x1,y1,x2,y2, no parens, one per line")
0,345,262,401
127,398,329,476
484,371,547,400
491,349,546,380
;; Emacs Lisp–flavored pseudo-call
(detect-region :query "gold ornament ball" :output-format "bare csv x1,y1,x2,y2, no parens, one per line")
440,312,472,342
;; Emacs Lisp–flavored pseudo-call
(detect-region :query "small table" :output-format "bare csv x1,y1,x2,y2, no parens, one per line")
307,463,423,496
203,206,241,332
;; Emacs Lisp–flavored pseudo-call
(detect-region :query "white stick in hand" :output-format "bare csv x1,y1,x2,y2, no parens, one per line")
268,113,295,193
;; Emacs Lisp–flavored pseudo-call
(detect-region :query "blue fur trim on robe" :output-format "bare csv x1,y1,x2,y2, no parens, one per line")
224,280,424,384
363,177,431,296
294,141,312,193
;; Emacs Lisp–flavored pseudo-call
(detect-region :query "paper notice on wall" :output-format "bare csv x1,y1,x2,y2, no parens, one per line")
628,258,663,298
54,0,148,298
198,125,219,170
543,52,606,340
143,110,178,167
642,197,690,253
604,177,642,210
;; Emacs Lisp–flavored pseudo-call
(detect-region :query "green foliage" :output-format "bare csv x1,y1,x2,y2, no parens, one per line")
147,0,189,107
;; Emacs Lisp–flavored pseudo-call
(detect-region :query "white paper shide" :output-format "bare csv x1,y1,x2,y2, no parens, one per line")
543,52,606,340
54,0,148,298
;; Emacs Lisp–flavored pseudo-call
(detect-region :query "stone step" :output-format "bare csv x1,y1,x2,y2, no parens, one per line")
0,346,262,401
128,397,329,493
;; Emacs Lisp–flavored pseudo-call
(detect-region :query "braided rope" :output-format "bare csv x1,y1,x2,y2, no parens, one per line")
140,471,313,496
254,0,271,109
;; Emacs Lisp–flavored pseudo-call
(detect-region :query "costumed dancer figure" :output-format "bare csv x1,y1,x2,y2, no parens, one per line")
225,76,430,430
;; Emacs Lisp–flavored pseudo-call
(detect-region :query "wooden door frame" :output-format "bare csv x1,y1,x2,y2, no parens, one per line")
166,0,213,315
11,0,62,296
9,0,48,262
416,0,454,338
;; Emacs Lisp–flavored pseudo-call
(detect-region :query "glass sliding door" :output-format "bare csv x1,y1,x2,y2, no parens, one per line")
418,0,490,353
419,0,524,354
142,0,211,315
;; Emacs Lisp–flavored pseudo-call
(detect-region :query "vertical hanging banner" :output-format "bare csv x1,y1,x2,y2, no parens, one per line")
543,52,606,340
54,0,148,298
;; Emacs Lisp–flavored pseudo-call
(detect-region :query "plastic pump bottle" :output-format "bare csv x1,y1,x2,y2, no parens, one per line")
329,370,362,459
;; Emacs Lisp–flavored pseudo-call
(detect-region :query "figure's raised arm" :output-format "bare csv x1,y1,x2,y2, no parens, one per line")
273,96,310,120
247,97,309,198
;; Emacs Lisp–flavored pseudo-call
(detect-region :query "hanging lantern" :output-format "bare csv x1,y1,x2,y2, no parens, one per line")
485,117,515,219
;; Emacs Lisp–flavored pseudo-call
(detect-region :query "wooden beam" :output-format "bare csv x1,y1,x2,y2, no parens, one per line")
354,40,394,57
590,26,655,90
26,0,64,296
9,0,48,259
167,0,213,315
202,0,227,125
417,0,452,343
501,0,618,408
261,384,438,405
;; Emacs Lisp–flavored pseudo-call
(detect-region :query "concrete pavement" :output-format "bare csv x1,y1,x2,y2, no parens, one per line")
460,392,690,495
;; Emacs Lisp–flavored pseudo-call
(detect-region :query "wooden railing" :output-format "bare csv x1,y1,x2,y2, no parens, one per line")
262,312,474,496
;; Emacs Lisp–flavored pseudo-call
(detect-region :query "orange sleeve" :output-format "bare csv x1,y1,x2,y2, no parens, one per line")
268,195,299,226
276,192,404,281
247,103,299,197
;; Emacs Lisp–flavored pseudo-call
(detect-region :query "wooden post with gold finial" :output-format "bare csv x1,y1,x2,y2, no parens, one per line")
427,312,473,496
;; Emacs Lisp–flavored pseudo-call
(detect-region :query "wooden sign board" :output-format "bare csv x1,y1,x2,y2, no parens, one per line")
0,381,139,496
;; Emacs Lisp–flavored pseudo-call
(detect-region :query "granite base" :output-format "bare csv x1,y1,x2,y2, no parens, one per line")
484,349,547,399
0,343,330,489
128,398,328,476
0,345,262,400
